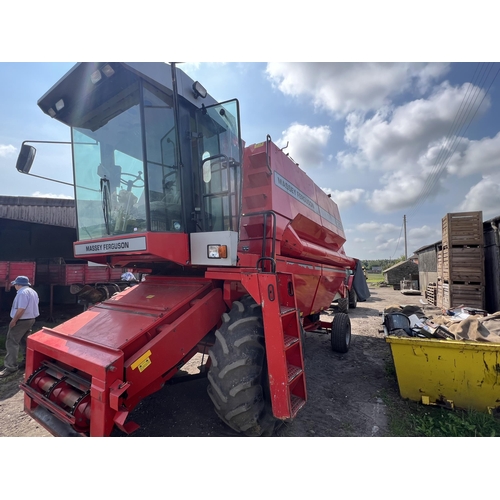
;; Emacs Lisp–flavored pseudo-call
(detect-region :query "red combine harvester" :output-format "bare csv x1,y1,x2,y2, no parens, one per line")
16,62,359,437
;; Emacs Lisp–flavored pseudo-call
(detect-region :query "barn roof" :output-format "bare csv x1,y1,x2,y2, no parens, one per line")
383,259,417,273
0,196,76,228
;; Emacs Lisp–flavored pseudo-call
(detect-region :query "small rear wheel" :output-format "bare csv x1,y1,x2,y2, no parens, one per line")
331,313,351,353
348,288,358,309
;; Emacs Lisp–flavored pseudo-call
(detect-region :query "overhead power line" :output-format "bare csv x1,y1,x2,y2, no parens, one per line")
407,62,500,219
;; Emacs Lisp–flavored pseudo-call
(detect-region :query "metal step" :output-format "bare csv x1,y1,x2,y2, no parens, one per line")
287,364,303,384
290,395,306,417
284,334,299,349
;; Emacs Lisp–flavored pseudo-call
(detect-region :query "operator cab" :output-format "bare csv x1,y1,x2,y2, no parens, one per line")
28,62,242,269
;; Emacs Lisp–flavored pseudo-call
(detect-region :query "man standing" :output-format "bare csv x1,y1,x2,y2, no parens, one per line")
0,276,39,378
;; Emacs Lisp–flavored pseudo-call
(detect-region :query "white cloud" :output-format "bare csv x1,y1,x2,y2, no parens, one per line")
276,123,331,169
266,63,450,117
335,81,493,213
408,224,441,250
0,144,16,157
31,191,73,199
458,173,500,219
445,131,500,177
356,221,400,233
321,187,365,210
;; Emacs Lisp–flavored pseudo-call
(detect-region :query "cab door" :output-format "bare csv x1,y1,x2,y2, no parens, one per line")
196,99,242,233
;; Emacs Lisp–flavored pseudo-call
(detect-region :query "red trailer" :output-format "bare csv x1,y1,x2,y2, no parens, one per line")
17,62,358,436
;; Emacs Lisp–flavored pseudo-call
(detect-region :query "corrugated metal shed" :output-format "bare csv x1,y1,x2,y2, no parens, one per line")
0,196,75,228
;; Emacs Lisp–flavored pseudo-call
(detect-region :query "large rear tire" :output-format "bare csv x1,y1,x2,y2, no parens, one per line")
331,312,351,353
207,295,278,436
337,296,349,314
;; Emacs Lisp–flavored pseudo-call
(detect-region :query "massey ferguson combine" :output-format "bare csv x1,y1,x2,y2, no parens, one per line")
17,62,359,437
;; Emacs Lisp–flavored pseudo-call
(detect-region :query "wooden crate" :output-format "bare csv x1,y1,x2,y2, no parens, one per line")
442,211,483,248
441,283,450,309
441,246,484,283
447,283,484,310
426,283,437,306
445,246,484,283
436,280,444,308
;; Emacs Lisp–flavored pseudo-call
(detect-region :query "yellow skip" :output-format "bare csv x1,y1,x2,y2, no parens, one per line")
131,350,152,372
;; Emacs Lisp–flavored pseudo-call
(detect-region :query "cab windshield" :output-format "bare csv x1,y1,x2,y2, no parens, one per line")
71,67,241,241
72,81,180,240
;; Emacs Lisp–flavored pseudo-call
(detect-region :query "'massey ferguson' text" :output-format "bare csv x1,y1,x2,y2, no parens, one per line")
85,242,130,252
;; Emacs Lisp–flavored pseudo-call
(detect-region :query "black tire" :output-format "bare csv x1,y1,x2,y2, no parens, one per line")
331,312,351,353
337,296,349,314
348,288,358,309
207,295,278,436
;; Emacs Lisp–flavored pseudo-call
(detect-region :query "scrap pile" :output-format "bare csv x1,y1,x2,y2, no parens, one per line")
383,303,500,343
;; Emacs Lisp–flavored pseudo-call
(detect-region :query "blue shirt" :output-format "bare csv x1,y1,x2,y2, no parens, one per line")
11,286,39,320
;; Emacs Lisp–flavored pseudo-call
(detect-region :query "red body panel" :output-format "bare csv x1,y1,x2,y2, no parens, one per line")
22,139,357,436
74,232,190,267
23,276,226,436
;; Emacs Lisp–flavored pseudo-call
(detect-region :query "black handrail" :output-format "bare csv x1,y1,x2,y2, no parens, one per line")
241,210,277,273
265,135,272,175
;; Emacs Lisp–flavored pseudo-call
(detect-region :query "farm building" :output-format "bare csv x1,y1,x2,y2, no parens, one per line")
413,241,440,293
383,259,419,287
0,195,128,313
414,213,500,313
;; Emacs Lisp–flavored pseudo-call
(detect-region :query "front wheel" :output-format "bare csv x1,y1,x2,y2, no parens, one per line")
331,312,351,353
207,295,278,436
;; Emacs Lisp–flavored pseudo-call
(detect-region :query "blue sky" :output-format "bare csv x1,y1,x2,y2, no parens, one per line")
2,61,499,261
1,4,498,262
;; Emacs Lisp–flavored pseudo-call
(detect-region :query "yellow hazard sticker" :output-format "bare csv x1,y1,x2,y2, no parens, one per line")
131,350,152,372
254,142,264,148
146,295,155,299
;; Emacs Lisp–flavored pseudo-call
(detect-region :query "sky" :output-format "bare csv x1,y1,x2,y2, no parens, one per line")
2,61,499,261
1,3,499,266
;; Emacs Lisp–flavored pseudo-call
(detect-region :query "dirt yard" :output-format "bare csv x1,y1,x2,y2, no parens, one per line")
0,285,423,437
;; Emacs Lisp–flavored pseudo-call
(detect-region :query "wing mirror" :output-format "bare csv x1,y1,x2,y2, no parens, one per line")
16,144,36,173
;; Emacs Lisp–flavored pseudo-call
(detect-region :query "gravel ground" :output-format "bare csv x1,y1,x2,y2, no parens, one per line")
0,284,423,437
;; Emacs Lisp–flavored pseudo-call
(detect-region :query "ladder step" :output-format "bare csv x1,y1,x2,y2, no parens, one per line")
290,395,306,417
280,306,296,317
284,334,299,348
287,364,303,383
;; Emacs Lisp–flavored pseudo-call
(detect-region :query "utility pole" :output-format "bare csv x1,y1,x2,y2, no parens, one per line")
403,215,407,260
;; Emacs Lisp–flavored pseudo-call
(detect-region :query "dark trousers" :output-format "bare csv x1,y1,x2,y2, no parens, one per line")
4,319,35,371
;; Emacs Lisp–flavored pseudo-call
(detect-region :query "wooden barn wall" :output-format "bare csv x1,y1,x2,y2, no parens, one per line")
484,229,500,313
417,247,438,293
383,261,419,285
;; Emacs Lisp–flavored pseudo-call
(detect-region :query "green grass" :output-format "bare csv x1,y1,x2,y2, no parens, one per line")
382,359,500,437
366,273,385,283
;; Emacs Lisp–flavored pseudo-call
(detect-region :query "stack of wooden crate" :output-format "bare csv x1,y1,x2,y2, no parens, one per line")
425,283,437,306
436,211,484,310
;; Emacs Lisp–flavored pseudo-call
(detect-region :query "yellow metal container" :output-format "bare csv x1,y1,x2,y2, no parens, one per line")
386,336,500,412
